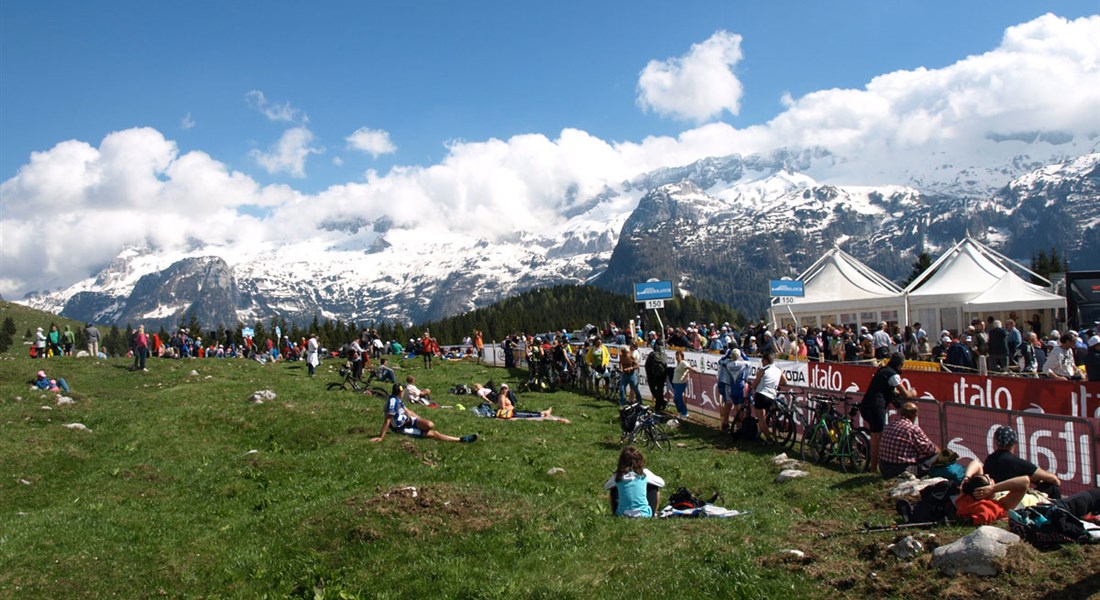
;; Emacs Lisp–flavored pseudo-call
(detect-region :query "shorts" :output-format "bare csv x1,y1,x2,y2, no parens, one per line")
720,383,745,406
859,400,886,433
752,392,774,411
391,418,425,437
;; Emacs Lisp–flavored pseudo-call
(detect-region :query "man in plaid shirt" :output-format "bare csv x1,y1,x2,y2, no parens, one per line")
878,402,939,479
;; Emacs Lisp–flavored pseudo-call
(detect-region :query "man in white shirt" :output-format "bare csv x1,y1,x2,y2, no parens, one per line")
872,322,892,360
1044,332,1082,380
403,375,433,404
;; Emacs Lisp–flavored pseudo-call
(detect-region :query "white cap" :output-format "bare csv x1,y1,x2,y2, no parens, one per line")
1088,335,1100,347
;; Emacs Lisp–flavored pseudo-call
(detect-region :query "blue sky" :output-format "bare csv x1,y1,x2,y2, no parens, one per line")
2,1,1095,192
1,3,1098,297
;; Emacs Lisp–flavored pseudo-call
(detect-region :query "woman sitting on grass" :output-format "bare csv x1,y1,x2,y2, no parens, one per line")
473,383,570,422
603,446,665,518
371,384,478,444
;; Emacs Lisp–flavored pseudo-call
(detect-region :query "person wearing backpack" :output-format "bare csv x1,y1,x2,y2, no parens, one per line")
644,341,669,412
718,348,749,433
861,353,918,474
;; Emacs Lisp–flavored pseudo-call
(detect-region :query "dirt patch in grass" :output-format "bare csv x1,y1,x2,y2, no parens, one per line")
344,484,514,541
768,517,1100,599
399,440,439,466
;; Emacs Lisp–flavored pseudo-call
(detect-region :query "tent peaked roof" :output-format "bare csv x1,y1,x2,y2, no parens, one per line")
962,271,1065,312
796,247,902,301
905,236,1047,303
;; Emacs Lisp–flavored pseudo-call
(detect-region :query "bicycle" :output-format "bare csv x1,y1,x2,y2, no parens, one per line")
327,363,388,397
620,402,672,451
766,390,798,449
799,394,870,473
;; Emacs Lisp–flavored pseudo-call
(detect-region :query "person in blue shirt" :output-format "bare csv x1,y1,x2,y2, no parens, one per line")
604,446,665,517
371,384,478,444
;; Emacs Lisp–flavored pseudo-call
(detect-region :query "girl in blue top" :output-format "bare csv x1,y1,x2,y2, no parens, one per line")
604,446,665,517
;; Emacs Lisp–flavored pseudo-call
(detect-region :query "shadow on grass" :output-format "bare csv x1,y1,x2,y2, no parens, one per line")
828,475,881,490
1040,571,1100,600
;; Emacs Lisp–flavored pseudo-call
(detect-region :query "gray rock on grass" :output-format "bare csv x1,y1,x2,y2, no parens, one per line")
249,390,277,404
931,526,1020,576
776,469,809,483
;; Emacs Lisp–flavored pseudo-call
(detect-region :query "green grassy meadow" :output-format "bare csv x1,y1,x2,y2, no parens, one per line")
1,346,1096,598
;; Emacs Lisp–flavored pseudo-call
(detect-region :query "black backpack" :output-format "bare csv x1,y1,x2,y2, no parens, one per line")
669,487,706,510
731,414,758,442
897,480,958,524
1009,504,1098,550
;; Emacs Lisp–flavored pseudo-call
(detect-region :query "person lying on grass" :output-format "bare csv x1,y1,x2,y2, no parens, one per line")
473,383,570,422
371,384,478,443
957,459,1100,525
955,459,1032,525
32,370,70,393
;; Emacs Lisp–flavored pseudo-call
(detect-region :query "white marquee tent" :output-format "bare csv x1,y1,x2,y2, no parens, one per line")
771,247,905,329
903,236,1062,334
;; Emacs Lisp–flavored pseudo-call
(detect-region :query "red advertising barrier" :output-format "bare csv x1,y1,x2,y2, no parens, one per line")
803,362,1100,419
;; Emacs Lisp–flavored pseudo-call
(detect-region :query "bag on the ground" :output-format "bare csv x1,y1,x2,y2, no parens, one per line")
1009,504,1100,550
732,415,758,442
670,487,705,510
897,480,959,523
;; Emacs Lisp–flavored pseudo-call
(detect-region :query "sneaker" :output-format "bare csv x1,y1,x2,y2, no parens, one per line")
460,434,479,443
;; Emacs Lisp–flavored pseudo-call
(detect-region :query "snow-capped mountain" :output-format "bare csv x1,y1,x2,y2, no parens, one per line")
19,151,1100,329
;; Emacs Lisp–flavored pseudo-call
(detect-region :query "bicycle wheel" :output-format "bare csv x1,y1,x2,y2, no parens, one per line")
842,430,871,473
768,408,796,449
800,424,830,463
643,421,671,450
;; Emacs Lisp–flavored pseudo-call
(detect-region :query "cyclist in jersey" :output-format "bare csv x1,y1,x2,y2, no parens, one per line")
371,384,478,443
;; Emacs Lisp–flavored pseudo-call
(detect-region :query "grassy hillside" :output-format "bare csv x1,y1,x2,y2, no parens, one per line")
0,300,88,357
0,352,1094,599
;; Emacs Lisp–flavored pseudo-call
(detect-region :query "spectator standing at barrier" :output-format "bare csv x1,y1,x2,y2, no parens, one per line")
987,320,1009,372
618,342,642,406
878,402,939,479
872,322,891,360
1086,335,1100,382
1014,332,1040,375
750,352,787,444
861,352,918,474
944,336,975,371
644,340,669,413
1005,319,1022,356
718,348,749,433
984,426,1062,499
670,350,697,420
1044,333,1083,380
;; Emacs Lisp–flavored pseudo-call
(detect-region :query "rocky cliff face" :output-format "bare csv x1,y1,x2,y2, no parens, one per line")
62,257,242,329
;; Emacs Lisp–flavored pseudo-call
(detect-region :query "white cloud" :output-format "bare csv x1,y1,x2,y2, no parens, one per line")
181,112,195,129
332,156,344,167
637,30,745,122
3,14,1098,299
0,127,299,297
250,127,323,177
245,90,307,123
346,127,397,157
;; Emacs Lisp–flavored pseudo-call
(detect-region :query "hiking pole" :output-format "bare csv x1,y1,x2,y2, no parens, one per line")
861,519,946,533
819,519,944,539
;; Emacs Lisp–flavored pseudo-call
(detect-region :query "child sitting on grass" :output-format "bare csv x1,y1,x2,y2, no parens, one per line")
603,446,665,518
